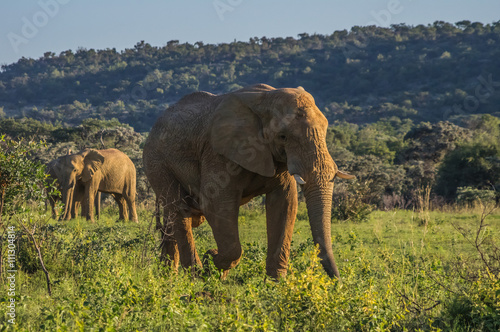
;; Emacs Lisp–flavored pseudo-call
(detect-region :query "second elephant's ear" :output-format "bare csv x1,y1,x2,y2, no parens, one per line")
82,150,105,182
210,94,276,177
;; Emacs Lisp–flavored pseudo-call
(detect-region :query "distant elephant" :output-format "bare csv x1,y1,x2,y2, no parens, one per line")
143,84,354,279
46,157,101,220
50,149,138,223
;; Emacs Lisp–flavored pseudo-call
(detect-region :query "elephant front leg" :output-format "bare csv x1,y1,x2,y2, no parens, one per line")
204,199,242,278
85,184,99,223
95,192,101,220
265,176,298,279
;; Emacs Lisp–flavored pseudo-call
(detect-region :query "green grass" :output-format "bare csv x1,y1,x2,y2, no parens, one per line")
1,204,499,331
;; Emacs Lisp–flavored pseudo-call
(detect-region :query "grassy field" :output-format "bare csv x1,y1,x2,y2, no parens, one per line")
1,203,499,331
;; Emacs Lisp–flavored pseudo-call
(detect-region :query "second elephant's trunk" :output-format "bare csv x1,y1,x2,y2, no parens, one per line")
61,186,74,221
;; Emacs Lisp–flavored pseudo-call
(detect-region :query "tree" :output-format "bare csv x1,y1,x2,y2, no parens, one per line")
0,137,52,221
0,136,58,294
436,139,500,198
398,121,471,190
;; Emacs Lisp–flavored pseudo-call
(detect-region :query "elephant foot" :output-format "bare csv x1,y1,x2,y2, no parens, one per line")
202,249,230,280
265,264,289,280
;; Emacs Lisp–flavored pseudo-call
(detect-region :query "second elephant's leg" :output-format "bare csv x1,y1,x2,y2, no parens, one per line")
73,201,81,219
49,196,59,219
85,184,98,223
95,192,101,220
265,176,298,279
124,194,138,223
112,193,128,220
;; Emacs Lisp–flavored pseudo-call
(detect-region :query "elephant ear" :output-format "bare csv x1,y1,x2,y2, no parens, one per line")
82,150,105,182
210,93,276,177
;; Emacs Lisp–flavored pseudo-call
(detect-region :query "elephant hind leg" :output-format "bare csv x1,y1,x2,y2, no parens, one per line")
160,219,179,270
124,193,138,223
173,216,202,272
161,205,202,273
112,193,128,221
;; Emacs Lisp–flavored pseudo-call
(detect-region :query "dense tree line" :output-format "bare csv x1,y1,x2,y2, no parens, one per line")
1,115,498,211
1,21,500,131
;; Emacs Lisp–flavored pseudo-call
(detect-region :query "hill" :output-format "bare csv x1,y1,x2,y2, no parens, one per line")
1,21,500,132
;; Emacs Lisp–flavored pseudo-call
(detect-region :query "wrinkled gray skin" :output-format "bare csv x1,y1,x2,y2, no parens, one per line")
143,84,354,279
46,158,100,220
49,149,138,223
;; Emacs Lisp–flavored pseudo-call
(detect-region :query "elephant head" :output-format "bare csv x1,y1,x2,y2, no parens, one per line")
52,149,105,220
211,84,354,278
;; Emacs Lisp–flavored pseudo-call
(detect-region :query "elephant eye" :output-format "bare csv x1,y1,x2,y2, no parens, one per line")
279,135,287,142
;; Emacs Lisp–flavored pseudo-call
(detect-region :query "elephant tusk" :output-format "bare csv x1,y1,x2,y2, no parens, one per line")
293,174,306,185
336,170,355,180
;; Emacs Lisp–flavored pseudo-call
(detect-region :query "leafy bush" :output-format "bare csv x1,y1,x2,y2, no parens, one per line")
331,182,372,223
456,186,497,205
444,275,500,331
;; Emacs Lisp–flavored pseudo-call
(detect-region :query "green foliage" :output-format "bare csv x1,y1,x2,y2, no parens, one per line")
0,136,55,219
2,22,500,130
1,208,498,330
331,181,373,223
456,186,497,205
0,118,59,140
444,275,500,331
436,137,500,198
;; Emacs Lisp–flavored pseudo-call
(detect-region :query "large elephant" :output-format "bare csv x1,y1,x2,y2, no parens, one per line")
50,149,138,223
46,156,101,220
143,84,354,279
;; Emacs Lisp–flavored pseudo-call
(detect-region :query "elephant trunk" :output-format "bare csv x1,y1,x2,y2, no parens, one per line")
304,182,340,279
61,185,74,221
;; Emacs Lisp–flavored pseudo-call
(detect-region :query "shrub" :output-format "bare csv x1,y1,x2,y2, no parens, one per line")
331,182,372,223
456,186,496,206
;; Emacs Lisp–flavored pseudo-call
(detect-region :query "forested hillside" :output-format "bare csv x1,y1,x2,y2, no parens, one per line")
1,21,499,205
1,21,500,131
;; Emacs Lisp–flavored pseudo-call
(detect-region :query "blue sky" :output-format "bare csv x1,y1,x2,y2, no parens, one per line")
1,0,499,66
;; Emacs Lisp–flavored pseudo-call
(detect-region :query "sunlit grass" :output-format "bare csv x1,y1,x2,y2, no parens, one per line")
1,204,499,331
